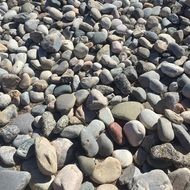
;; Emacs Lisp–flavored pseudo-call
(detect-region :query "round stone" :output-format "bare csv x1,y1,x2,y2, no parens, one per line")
91,157,122,184
112,149,133,168
97,184,118,190
123,120,146,147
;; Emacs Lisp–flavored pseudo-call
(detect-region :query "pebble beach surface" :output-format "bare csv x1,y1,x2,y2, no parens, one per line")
0,0,190,189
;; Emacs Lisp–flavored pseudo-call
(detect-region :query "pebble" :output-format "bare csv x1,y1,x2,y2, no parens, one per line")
160,62,184,78
98,107,114,126
182,83,190,99
74,43,89,59
132,87,147,103
91,157,122,184
111,101,144,121
97,133,113,157
138,109,160,130
123,120,146,147
35,137,57,175
157,117,174,142
54,115,69,134
51,138,73,169
0,93,11,109
112,149,133,168
164,109,183,124
93,32,107,44
0,125,20,143
13,134,31,148
99,69,114,85
86,89,108,110
168,43,185,58
56,94,76,114
53,164,83,190
80,128,99,157
0,146,16,166
81,181,95,190
96,184,118,190
181,111,190,124
80,77,99,89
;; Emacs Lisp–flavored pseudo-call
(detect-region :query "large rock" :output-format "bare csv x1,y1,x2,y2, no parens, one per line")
0,170,31,190
111,101,144,121
35,137,57,176
91,157,122,184
53,164,83,190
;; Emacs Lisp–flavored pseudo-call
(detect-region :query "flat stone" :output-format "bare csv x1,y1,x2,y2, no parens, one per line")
112,149,133,168
0,146,16,166
13,134,31,148
74,89,89,106
164,109,183,124
168,43,185,58
138,109,160,130
91,157,122,184
92,32,107,44
0,170,31,190
56,94,76,114
128,169,173,190
53,164,83,190
35,137,57,175
123,120,146,147
10,113,34,134
47,7,63,20
51,138,73,169
111,101,144,121
80,77,99,89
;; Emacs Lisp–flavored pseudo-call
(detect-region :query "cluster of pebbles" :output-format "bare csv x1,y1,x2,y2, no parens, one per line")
0,0,190,189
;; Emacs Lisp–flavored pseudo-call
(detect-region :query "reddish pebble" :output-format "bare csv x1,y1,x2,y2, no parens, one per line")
173,103,185,114
108,122,124,145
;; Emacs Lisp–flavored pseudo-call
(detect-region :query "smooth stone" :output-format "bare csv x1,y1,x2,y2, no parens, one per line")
0,146,16,166
47,7,63,20
96,184,118,190
112,149,133,168
86,120,105,139
128,170,173,190
16,138,35,159
183,60,190,75
74,43,89,59
60,124,84,139
0,170,31,190
7,39,18,52
0,125,20,143
157,117,174,142
78,155,96,176
22,158,54,190
160,62,184,78
56,94,76,114
111,101,144,121
10,113,34,134
149,79,164,94
0,93,11,109
53,164,83,190
91,157,122,184
29,91,44,103
97,133,113,157
35,137,57,176
74,89,89,106
123,66,138,83
54,85,72,96
31,105,47,116
80,181,95,190
172,123,190,152
80,128,99,157
108,122,124,145
123,120,146,147
138,109,160,130
80,77,99,89
99,69,114,85
86,89,108,110
168,168,190,190
119,164,141,185
40,111,56,137
132,87,147,103
182,83,190,99
181,111,190,124
168,43,185,58
51,138,73,169
98,107,114,126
